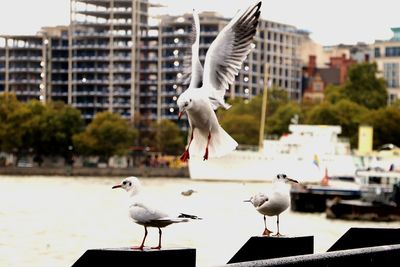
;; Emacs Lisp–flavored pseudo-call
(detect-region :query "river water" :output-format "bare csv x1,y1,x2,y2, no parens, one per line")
0,175,398,267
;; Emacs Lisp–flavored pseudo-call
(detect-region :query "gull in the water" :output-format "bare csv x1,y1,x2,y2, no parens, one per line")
177,2,262,162
112,176,201,250
245,174,298,237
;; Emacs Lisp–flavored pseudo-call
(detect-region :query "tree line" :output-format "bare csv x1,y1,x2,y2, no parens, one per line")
0,93,185,166
1,63,399,166
218,63,400,149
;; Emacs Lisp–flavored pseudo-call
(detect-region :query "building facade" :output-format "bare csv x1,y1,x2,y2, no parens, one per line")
0,35,45,101
302,54,356,102
0,0,303,128
372,27,400,104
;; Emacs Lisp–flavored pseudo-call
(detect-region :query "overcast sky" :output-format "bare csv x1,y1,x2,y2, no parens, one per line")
0,0,399,45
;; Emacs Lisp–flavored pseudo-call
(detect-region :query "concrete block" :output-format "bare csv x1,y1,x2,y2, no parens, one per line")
72,247,196,267
328,227,400,252
227,236,313,264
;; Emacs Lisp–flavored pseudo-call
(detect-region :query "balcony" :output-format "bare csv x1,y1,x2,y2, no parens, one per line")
8,79,41,84
51,80,68,85
8,56,42,61
72,90,109,96
72,44,110,49
51,91,68,96
14,90,40,95
139,80,157,85
139,92,157,97
73,79,109,84
8,67,42,73
139,68,158,73
72,56,109,61
72,67,110,72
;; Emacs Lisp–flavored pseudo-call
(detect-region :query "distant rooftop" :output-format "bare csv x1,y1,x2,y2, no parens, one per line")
390,27,400,41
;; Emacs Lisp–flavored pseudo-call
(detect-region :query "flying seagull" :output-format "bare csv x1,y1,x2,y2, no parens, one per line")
112,176,201,250
177,1,262,162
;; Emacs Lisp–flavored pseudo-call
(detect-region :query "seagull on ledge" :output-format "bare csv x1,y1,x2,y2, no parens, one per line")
177,1,262,162
112,176,201,250
245,174,298,237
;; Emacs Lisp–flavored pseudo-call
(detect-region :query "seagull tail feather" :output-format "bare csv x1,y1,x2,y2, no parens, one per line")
178,213,202,220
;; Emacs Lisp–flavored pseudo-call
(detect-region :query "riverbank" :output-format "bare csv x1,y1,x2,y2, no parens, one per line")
0,166,189,177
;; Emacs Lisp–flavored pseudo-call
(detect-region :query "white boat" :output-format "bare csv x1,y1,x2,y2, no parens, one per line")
189,124,362,182
355,169,400,205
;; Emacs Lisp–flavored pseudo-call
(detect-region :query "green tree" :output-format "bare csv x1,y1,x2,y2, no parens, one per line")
365,106,400,148
331,100,369,147
266,102,302,136
342,63,387,109
305,102,339,125
73,111,137,164
153,120,185,155
324,84,346,104
0,93,31,162
220,114,260,145
218,87,289,145
26,101,83,164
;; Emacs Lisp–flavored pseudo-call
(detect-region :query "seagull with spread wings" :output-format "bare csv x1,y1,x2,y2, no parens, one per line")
177,1,262,162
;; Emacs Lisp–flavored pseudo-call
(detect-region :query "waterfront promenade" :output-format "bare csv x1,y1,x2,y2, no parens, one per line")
0,166,189,178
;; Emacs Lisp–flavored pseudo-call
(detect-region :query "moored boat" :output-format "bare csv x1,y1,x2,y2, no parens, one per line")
326,169,400,221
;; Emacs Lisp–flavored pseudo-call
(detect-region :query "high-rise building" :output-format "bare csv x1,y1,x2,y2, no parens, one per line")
0,1,303,128
372,27,400,104
69,0,150,120
0,35,45,101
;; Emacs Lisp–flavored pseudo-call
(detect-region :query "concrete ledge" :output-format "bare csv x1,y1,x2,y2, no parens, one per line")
328,227,400,251
227,236,314,264
219,244,400,267
72,247,196,267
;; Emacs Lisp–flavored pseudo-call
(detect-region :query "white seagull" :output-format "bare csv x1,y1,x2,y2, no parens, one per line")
177,1,262,162
245,174,298,237
112,176,201,250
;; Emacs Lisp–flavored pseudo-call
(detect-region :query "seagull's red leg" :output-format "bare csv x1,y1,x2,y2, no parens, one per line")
180,130,194,162
151,227,162,249
262,215,273,236
132,226,148,250
203,132,211,161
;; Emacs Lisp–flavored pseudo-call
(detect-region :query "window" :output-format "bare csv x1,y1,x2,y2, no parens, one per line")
374,47,380,58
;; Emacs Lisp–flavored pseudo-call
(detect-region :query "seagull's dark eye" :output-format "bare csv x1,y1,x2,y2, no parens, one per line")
283,174,287,178
122,181,128,185
190,99,192,102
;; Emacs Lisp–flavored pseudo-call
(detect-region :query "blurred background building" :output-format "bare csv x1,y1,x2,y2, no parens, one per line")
0,0,399,128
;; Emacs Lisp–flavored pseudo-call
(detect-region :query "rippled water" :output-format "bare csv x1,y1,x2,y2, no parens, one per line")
0,175,398,267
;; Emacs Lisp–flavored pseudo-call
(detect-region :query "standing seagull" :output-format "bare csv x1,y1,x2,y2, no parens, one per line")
177,2,262,162
112,176,201,250
245,174,298,237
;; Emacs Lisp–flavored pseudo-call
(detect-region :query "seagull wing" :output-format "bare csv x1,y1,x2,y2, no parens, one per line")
129,202,169,222
180,10,203,88
202,1,261,108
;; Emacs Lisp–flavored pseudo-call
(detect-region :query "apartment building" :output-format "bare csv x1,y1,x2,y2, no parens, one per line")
0,0,303,128
373,27,400,104
0,35,44,101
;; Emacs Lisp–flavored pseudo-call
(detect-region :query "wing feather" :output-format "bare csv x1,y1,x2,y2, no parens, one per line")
179,10,203,88
203,1,261,100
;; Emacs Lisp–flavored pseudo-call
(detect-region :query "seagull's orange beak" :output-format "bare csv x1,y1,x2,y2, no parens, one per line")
112,184,122,189
178,111,184,120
